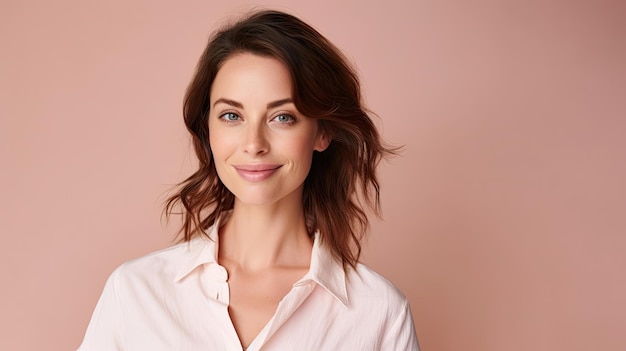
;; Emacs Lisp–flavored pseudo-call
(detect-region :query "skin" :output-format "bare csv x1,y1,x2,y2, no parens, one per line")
208,53,330,349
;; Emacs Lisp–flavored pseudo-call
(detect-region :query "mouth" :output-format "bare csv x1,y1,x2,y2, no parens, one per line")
233,164,282,182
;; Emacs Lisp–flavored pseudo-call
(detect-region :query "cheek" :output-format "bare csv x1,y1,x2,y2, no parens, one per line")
208,128,230,158
284,122,321,154
208,138,231,176
282,133,318,163
208,133,232,184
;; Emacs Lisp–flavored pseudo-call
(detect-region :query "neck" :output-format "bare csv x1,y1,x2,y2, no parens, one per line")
217,197,312,272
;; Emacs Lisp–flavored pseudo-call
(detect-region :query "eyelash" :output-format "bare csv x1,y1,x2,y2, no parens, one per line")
217,112,296,125
272,114,295,124
219,112,240,122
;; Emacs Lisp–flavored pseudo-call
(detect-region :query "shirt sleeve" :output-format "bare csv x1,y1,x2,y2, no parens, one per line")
381,299,420,351
77,266,125,351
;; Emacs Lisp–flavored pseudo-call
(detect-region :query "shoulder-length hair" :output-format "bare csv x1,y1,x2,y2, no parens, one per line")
165,9,395,270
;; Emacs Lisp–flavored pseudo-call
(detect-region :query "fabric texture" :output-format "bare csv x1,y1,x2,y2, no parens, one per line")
78,220,419,351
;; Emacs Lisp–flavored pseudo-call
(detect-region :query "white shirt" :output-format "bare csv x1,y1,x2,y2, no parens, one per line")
78,222,419,351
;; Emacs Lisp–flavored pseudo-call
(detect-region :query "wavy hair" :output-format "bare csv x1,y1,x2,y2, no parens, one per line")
165,10,396,270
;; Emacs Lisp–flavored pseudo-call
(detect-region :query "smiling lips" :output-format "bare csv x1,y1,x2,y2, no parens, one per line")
234,164,282,182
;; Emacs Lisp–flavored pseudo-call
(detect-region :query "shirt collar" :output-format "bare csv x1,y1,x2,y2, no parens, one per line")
295,233,348,307
174,221,221,282
174,218,349,307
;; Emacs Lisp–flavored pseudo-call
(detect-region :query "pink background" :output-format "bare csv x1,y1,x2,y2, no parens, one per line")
1,0,625,350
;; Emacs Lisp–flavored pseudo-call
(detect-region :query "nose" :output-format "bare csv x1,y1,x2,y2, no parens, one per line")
243,122,270,155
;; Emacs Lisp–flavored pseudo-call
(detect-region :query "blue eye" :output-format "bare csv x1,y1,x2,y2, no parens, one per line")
273,114,294,123
220,112,240,121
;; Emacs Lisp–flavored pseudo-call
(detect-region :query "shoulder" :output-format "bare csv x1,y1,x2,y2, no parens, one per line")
347,265,420,350
111,239,204,286
345,263,409,311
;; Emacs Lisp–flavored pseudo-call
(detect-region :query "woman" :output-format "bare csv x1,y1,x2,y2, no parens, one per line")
79,10,419,351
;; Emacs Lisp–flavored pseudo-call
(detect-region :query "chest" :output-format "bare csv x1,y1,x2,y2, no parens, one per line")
121,279,386,351
226,268,308,349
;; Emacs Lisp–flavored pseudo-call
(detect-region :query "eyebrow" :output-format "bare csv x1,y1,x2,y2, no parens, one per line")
213,98,294,109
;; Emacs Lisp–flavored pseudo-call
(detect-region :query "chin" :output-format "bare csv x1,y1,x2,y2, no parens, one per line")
229,188,279,206
230,185,303,208
235,196,277,207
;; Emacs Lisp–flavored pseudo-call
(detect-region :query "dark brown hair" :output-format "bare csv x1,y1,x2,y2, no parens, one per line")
165,9,395,269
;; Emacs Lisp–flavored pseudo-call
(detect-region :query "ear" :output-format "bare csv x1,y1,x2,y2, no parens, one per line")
314,132,331,152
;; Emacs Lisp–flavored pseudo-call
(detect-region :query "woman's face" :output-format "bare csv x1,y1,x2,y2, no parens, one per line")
208,53,330,207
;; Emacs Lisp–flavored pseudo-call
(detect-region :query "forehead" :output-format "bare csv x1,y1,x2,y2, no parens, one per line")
210,53,293,103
